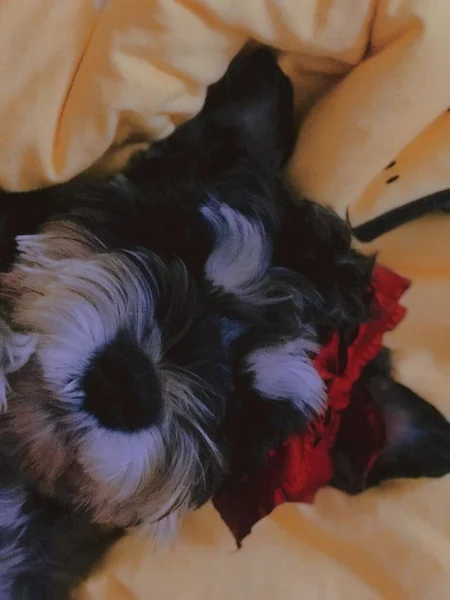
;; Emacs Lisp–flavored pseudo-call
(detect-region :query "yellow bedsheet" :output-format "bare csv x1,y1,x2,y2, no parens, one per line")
1,1,450,598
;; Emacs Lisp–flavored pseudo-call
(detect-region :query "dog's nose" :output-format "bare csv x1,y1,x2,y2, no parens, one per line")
82,336,162,431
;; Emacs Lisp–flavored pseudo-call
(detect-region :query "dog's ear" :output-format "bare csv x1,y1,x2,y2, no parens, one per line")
203,46,295,173
147,47,295,181
364,375,450,488
331,351,450,493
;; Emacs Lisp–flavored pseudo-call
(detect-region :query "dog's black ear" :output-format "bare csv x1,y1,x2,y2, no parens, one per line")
147,47,295,180
331,351,450,493
365,374,450,488
203,46,295,173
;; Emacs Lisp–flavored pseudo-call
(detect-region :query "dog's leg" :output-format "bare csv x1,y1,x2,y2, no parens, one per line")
11,507,121,600
0,464,122,600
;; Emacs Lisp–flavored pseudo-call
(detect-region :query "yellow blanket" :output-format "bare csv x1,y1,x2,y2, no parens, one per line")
1,1,450,598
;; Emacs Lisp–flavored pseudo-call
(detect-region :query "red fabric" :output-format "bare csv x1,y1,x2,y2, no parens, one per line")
213,265,411,546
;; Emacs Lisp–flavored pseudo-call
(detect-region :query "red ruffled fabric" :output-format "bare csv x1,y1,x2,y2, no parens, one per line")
213,265,411,546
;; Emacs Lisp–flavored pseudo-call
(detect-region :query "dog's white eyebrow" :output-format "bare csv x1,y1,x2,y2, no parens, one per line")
244,337,325,417
201,200,271,300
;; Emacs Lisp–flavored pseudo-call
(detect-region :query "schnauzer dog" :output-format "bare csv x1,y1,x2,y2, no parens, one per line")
0,48,449,599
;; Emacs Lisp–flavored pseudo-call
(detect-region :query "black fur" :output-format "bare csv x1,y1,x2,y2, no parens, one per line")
365,350,450,486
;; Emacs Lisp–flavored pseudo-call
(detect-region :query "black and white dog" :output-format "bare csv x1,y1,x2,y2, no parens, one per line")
0,48,449,599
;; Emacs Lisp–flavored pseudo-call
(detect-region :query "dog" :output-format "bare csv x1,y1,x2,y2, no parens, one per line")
0,47,449,599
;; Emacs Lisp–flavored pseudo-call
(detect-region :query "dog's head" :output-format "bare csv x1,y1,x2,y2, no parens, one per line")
1,222,231,535
0,48,296,537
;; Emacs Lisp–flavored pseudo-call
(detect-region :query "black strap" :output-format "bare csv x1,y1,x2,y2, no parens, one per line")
352,188,450,242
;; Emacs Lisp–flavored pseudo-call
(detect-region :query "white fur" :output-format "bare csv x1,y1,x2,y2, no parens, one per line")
201,202,270,299
162,371,221,462
16,221,103,264
12,231,159,404
93,0,108,9
0,322,36,412
137,502,188,550
80,423,165,503
245,338,326,416
77,369,222,528
80,419,202,526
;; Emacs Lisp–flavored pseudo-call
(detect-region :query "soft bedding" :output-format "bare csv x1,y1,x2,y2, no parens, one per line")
1,1,449,597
